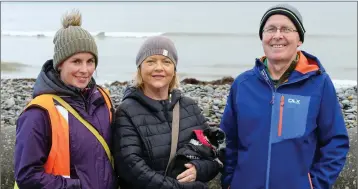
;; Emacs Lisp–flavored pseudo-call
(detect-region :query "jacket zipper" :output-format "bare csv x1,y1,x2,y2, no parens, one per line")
162,94,172,123
161,101,169,122
308,173,313,189
79,94,88,112
259,67,315,189
260,70,276,104
260,69,276,189
161,95,172,170
278,95,284,136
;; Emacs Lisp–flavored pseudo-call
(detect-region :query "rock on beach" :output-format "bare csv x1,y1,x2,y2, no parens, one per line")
1,77,357,189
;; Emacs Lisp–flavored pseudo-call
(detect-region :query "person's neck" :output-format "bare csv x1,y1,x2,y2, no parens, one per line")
267,54,297,80
143,86,169,100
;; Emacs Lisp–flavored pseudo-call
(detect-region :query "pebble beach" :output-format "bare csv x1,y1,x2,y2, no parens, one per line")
1,77,357,129
1,77,357,189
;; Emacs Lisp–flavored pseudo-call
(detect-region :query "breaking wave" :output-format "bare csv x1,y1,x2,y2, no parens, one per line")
1,30,164,38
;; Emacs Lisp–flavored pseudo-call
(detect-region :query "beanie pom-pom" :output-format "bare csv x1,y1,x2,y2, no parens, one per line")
61,9,82,28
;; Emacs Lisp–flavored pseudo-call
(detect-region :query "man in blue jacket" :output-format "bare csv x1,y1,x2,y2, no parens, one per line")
220,3,349,189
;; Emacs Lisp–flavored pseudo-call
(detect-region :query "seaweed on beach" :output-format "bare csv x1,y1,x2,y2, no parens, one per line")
110,81,129,86
108,77,235,87
181,76,234,85
1,61,29,72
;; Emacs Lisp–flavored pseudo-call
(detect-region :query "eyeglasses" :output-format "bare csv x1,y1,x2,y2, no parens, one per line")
262,26,297,34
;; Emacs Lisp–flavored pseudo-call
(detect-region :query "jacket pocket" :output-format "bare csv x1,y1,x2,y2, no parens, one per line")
271,94,311,143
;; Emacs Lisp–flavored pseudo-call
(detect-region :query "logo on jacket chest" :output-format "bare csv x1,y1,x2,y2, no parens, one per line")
288,98,300,104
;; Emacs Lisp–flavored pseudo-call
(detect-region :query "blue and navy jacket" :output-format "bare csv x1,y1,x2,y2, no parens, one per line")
220,51,349,189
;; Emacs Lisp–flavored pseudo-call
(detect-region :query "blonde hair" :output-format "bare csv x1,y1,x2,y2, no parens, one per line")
133,68,180,92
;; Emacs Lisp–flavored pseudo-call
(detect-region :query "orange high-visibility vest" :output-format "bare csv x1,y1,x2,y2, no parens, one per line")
15,87,112,187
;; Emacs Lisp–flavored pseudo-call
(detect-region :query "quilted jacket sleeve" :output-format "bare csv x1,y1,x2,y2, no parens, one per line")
112,107,208,189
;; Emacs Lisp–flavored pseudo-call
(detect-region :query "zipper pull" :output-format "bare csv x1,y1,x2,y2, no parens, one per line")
280,95,285,107
270,94,275,104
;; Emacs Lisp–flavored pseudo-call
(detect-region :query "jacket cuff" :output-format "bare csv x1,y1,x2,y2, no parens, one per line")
66,178,81,189
190,160,205,182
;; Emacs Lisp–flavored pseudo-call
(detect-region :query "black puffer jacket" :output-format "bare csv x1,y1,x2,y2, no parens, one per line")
113,87,220,189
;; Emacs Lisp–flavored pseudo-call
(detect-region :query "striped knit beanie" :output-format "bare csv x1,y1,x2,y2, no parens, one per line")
53,9,98,70
259,4,306,42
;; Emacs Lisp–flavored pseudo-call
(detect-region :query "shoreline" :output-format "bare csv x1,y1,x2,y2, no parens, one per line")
1,76,356,89
0,77,236,86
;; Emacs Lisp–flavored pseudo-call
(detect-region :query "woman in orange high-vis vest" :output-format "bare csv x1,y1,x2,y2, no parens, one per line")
14,9,118,189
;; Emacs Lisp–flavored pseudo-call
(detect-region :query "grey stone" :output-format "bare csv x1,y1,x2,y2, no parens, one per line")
345,109,356,113
342,100,350,106
213,99,221,106
346,90,355,95
201,97,209,103
3,98,15,110
204,86,214,93
215,112,223,119
8,118,15,126
346,120,355,124
346,114,356,120
340,103,344,109
203,107,210,117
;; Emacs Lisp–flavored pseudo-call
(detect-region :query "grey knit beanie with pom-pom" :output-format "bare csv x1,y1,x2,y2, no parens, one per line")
53,9,98,70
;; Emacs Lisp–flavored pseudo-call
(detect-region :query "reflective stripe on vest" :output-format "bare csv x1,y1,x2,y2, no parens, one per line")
14,87,113,189
98,87,113,123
